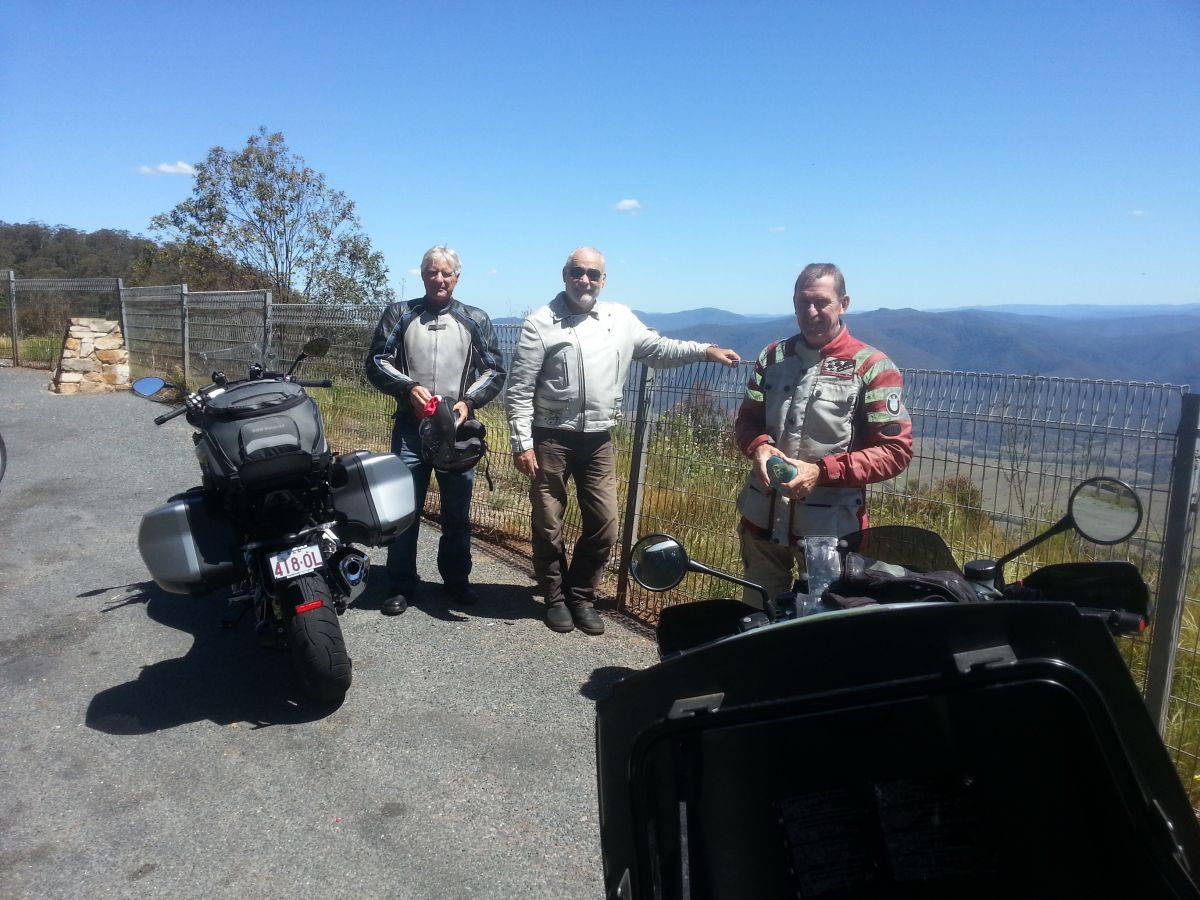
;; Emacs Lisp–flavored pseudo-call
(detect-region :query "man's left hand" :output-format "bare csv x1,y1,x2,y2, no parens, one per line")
705,346,740,367
452,400,469,425
784,460,822,500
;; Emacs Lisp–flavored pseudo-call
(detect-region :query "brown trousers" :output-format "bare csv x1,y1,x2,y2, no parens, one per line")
529,428,618,608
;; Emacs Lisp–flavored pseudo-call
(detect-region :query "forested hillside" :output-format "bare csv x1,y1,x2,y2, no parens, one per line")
0,221,268,292
0,222,154,280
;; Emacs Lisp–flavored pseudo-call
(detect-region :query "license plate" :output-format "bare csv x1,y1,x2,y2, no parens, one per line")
268,544,322,581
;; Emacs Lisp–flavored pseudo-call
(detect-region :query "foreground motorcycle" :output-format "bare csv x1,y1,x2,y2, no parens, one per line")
598,477,1200,899
132,338,415,702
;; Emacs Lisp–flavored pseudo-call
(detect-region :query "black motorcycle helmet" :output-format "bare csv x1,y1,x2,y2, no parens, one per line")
418,396,488,473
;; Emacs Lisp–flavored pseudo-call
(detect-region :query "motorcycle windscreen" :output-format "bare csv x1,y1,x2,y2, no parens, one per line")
840,525,961,573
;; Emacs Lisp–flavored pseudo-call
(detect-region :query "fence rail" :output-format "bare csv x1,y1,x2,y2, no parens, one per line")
4,276,1200,802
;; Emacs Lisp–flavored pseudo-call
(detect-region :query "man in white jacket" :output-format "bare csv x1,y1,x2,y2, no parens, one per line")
506,247,739,634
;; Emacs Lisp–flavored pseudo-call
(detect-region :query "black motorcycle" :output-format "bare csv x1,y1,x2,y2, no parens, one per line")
132,338,415,703
598,477,1200,899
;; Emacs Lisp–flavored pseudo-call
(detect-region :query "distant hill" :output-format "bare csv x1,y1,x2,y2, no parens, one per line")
494,304,1198,385
648,307,1199,387
943,303,1200,319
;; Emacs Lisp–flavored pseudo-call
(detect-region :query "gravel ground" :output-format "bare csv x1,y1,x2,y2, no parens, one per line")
0,365,658,899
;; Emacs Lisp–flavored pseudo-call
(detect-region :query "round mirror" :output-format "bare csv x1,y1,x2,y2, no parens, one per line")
1068,477,1142,545
303,337,331,358
131,376,167,397
629,533,690,592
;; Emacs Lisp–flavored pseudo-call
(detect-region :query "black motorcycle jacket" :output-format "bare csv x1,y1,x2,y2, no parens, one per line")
365,297,507,421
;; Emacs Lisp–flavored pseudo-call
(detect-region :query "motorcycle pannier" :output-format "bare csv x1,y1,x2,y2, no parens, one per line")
199,380,329,489
138,491,239,595
330,451,417,546
596,603,1200,899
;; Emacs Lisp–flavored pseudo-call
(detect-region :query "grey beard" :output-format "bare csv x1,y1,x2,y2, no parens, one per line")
567,293,596,313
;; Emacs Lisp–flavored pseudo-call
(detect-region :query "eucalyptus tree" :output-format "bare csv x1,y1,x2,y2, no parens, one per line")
149,128,394,306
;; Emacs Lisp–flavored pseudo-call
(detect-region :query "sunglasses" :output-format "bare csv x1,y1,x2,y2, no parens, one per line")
567,265,604,280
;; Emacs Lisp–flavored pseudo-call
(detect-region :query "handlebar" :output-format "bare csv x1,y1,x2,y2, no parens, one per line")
295,379,334,389
153,405,190,426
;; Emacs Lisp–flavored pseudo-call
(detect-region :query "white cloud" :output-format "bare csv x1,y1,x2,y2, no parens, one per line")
137,161,196,176
488,268,498,275
408,268,421,276
768,225,786,233
613,198,642,213
1131,209,1148,218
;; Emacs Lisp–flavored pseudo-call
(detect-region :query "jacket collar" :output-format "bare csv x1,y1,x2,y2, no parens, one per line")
413,295,458,316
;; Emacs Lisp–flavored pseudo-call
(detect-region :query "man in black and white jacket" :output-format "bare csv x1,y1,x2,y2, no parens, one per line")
365,245,506,615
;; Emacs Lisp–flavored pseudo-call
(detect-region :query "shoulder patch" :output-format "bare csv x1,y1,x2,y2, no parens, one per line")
885,390,903,416
820,356,856,378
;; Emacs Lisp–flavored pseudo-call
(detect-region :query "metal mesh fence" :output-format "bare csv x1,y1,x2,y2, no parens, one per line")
187,292,270,380
5,276,123,369
124,287,185,379
0,272,13,363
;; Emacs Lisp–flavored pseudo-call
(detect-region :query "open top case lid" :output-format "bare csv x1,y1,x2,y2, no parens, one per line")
596,602,1200,900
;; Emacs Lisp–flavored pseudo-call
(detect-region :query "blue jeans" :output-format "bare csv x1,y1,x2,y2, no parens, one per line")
385,418,476,592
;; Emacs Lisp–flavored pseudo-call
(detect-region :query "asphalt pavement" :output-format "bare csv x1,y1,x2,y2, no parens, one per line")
0,365,659,899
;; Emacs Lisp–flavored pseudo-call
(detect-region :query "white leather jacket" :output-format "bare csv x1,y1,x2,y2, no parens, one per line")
505,293,713,453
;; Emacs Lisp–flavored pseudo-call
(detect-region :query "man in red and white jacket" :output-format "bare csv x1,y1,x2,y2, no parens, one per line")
733,263,913,606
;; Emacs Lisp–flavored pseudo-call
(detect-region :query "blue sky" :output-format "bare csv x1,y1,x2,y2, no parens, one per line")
2,1,1197,318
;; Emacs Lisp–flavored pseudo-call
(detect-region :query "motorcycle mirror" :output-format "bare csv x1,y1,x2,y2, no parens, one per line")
302,337,331,358
1068,477,1142,545
994,476,1144,585
131,376,168,397
629,533,772,608
630,534,690,592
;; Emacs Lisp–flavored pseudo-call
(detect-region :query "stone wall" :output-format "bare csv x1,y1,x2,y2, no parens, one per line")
50,318,130,394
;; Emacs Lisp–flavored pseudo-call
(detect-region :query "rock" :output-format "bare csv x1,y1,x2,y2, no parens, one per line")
60,358,99,373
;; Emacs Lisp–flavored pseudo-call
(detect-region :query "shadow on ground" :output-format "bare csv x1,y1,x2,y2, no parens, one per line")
581,665,640,702
85,581,340,735
354,564,544,624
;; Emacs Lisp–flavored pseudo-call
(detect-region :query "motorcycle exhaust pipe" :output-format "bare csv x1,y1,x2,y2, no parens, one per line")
334,550,369,595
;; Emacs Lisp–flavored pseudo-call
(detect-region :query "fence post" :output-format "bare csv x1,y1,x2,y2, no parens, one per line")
115,278,127,351
262,290,273,364
615,363,654,610
179,283,190,387
6,269,18,367
1145,392,1200,734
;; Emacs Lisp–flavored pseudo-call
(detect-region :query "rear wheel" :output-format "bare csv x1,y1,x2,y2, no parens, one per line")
285,574,352,702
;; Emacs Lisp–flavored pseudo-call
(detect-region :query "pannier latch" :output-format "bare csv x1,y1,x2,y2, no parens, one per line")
668,692,725,720
953,644,1017,674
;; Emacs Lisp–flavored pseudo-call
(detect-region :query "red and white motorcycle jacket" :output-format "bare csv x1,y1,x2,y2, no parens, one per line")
734,326,913,545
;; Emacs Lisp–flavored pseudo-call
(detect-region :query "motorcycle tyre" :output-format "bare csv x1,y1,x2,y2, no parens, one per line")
285,574,353,703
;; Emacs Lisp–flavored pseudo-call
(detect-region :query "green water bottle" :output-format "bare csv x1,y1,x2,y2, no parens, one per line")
766,455,796,492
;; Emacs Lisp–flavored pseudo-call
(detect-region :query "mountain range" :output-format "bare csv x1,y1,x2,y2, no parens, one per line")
628,304,1200,387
